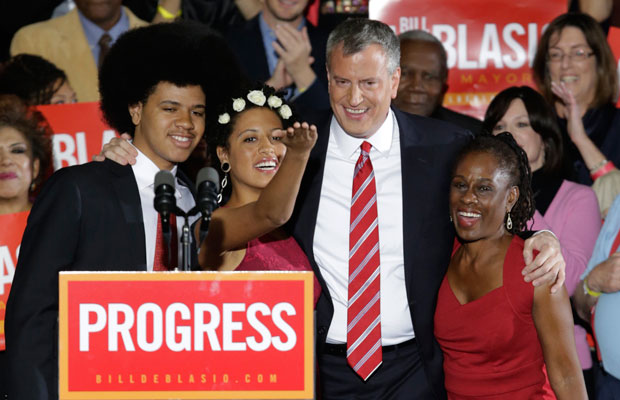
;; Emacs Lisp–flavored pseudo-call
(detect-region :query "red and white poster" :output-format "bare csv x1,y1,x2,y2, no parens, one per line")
607,27,620,107
58,271,314,399
370,0,565,119
35,102,118,170
0,210,29,351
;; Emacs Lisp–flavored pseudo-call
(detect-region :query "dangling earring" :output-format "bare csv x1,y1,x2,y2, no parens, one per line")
506,212,513,231
449,214,453,222
218,162,231,204
29,181,36,192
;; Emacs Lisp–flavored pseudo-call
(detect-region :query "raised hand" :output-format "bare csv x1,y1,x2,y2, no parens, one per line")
281,121,317,156
273,25,317,91
551,81,588,145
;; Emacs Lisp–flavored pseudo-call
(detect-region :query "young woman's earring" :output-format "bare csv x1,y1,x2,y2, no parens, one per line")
506,212,513,231
218,162,231,203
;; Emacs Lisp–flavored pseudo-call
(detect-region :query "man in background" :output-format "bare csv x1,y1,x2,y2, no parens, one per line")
393,30,482,134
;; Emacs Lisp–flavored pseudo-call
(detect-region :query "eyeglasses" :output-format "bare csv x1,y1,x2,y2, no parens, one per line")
547,48,594,63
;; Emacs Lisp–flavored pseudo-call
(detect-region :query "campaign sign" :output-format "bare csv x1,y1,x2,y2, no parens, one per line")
35,102,118,171
58,271,314,399
0,211,29,351
607,27,620,108
369,0,564,119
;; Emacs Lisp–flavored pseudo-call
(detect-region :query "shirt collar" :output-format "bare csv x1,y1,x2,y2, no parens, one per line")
131,145,178,192
77,7,129,48
258,12,306,36
331,109,395,159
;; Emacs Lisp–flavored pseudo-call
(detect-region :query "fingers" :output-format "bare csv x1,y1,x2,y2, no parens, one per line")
100,133,137,165
549,266,565,294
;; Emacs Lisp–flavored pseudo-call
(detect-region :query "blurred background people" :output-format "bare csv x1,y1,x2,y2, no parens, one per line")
435,133,586,398
393,30,482,134
533,12,620,187
483,86,601,394
226,0,330,113
574,193,620,398
0,54,76,105
10,0,147,102
0,95,52,214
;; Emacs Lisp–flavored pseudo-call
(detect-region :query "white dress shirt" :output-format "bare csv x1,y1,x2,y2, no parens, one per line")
131,147,198,271
313,109,415,345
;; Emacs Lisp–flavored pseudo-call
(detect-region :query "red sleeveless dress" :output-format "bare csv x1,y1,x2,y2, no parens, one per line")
235,232,321,307
434,236,555,399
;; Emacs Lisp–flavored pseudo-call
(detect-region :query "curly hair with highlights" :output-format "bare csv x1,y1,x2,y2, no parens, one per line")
99,21,244,137
453,133,535,234
0,95,53,190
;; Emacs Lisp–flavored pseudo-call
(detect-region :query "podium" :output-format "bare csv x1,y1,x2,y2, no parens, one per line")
58,271,314,399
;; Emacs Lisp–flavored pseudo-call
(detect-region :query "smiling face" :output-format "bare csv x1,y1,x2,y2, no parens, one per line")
263,0,308,25
328,43,400,139
217,107,286,200
130,82,206,171
491,99,545,172
0,126,39,210
393,40,446,117
547,26,597,109
450,151,518,243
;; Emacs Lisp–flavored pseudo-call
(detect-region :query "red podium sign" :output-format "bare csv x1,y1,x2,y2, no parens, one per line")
369,0,564,119
58,271,314,399
35,102,119,171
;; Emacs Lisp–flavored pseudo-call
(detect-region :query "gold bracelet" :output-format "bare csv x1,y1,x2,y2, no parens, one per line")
157,4,181,20
583,278,601,298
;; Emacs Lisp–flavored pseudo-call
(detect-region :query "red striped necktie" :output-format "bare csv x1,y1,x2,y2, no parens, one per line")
153,214,178,271
347,141,382,380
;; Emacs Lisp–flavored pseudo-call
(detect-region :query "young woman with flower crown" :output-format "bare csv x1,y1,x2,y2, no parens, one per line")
203,84,320,302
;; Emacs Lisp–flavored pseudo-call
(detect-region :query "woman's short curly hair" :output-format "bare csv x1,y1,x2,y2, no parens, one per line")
0,95,53,190
452,133,535,234
206,83,297,201
99,21,243,136
0,54,68,105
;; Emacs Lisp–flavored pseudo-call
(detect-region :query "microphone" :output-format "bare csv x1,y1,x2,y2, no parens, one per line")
154,170,176,234
195,167,220,244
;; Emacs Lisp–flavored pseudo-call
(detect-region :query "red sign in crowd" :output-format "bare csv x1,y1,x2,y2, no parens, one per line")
59,272,314,399
370,0,565,119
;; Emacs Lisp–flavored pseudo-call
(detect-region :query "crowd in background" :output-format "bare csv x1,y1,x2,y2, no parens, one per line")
1,0,620,399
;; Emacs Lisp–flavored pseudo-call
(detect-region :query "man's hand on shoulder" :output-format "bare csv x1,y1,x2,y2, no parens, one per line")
522,231,566,293
92,133,138,165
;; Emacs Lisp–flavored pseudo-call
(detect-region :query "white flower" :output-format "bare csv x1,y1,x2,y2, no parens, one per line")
247,90,266,106
267,95,283,108
279,104,292,120
218,113,230,124
232,98,245,112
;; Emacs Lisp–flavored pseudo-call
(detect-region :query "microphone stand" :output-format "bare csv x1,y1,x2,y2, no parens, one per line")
170,205,213,272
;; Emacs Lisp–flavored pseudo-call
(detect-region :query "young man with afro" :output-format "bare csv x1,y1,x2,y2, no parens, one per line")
4,22,241,399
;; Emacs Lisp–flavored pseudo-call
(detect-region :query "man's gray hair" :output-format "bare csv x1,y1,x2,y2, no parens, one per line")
398,29,448,80
326,18,400,75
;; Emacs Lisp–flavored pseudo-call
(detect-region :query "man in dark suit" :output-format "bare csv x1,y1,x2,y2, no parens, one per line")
289,19,566,398
393,29,483,135
4,22,234,399
226,0,330,113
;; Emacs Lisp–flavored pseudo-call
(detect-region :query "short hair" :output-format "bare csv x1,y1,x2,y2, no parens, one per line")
0,95,53,190
482,86,564,176
452,133,534,234
0,54,68,105
326,18,400,75
532,12,618,108
99,21,244,136
398,30,448,80
207,84,296,203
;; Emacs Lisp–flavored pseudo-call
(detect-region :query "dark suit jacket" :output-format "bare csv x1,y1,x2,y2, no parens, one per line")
5,159,195,399
431,106,483,136
289,108,472,399
226,15,330,113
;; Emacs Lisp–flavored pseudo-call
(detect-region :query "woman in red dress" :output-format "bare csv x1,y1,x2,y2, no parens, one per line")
434,133,586,399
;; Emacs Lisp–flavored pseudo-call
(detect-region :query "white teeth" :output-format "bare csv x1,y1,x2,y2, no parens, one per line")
458,211,481,218
255,161,277,170
171,135,191,142
346,108,366,114
561,76,578,83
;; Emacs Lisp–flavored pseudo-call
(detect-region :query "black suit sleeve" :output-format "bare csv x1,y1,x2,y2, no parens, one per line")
5,168,81,399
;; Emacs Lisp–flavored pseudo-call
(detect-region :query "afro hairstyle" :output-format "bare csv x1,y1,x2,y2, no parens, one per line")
99,21,244,136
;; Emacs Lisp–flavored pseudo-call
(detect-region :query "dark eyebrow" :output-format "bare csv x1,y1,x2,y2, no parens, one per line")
238,128,258,138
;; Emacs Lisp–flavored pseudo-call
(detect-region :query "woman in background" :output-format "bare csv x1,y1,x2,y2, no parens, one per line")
482,86,600,389
435,133,586,399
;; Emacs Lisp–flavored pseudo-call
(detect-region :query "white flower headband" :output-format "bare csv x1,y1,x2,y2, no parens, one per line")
218,90,292,124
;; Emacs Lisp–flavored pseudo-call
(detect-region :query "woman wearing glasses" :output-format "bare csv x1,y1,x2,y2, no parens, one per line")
533,12,620,215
